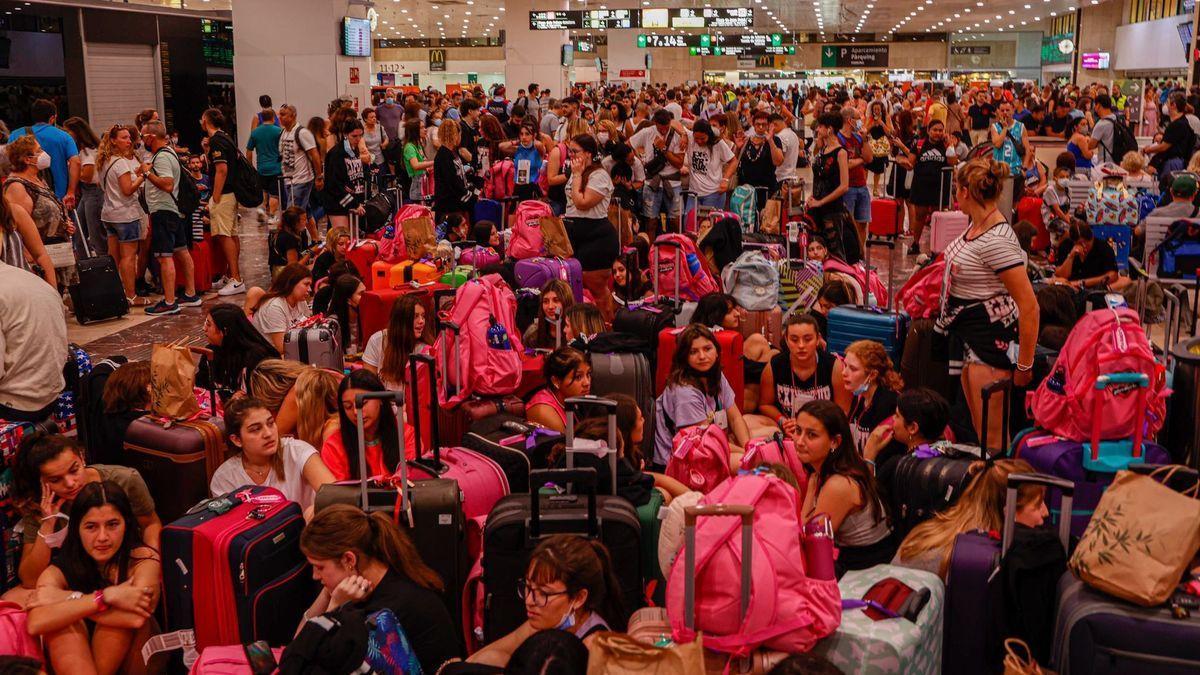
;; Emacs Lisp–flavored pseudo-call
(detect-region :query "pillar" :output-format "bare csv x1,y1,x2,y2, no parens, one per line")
231,0,372,141
504,0,569,99
605,30,649,87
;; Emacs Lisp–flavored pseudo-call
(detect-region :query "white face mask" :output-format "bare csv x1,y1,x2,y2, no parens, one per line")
35,151,51,171
596,132,610,144
40,513,69,549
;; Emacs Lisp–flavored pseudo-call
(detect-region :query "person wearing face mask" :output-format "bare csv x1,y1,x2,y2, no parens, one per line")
2,136,64,287
9,434,160,604
293,505,459,673
376,88,405,150
499,122,547,200
321,119,367,231
1064,116,1094,172
6,98,80,210
1041,166,1073,247
839,340,903,454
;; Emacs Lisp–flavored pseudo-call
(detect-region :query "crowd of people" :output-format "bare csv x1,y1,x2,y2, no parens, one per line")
1,72,1190,674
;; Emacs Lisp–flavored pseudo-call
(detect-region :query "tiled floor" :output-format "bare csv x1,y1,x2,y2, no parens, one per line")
71,210,274,361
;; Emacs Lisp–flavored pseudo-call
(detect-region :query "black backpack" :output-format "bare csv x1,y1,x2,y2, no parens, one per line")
215,131,263,208
1101,116,1138,165
151,148,201,217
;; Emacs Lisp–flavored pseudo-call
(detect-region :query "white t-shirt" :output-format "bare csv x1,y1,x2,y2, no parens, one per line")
629,126,683,179
252,296,312,337
775,128,801,183
362,333,431,390
944,221,1027,301
664,102,683,121
279,125,318,185
79,147,99,185
209,438,320,511
566,168,614,219
685,135,734,197
100,157,145,224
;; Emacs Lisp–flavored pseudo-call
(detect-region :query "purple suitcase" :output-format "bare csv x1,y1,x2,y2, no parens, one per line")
943,473,1074,675
514,256,584,303
1012,374,1170,538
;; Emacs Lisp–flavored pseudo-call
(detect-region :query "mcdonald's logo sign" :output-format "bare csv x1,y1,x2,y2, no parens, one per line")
429,49,446,72
754,54,773,68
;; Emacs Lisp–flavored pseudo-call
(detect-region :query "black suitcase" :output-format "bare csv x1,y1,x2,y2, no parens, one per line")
481,467,642,643
462,414,559,473
313,391,468,634
612,298,675,354
76,356,127,462
67,215,128,324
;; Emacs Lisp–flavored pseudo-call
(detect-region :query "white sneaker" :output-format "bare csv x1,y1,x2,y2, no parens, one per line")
217,280,246,296
212,275,231,290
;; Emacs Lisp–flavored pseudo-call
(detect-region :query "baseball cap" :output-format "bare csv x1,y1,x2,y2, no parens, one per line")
1172,173,1198,197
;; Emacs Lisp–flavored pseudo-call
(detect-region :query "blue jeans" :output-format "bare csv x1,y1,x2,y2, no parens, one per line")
842,185,872,223
642,181,682,220
696,192,726,209
287,180,314,214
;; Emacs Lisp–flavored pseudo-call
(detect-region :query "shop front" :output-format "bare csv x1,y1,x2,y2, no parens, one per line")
948,32,1044,85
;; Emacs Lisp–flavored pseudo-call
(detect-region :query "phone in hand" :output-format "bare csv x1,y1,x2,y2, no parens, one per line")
244,640,278,675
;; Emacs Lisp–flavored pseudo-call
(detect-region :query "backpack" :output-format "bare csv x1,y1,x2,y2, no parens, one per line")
1085,177,1138,226
822,256,888,307
219,132,263,208
666,423,731,495
151,147,201,217
1099,116,1138,164
537,142,568,194
730,184,758,228
721,250,780,312
279,607,424,675
1156,218,1200,279
1028,307,1168,444
1136,190,1159,221
434,274,524,406
0,601,40,662
739,433,809,487
665,473,842,655
507,200,553,260
378,203,432,264
895,254,946,319
777,258,824,313
460,245,501,269
651,233,720,302
484,159,515,200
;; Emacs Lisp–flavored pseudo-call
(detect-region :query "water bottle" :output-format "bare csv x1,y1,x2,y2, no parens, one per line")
802,513,837,581
685,252,701,275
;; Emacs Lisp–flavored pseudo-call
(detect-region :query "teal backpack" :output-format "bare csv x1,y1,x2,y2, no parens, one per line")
730,184,757,229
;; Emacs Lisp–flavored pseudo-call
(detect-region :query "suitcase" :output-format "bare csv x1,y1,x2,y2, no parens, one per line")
345,239,379,281
406,353,516,515
371,259,442,290
612,297,676,353
162,485,315,650
358,282,452,346
899,318,958,403
655,326,745,410
930,210,970,254
123,415,227,524
69,252,129,324
587,351,655,437
190,237,214,292
190,644,285,674
313,391,469,629
462,413,559,469
813,564,945,675
826,239,907,361
740,305,782,348
481,467,642,643
514,256,584,303
474,198,504,226
870,198,901,238
283,316,343,370
889,380,1010,541
1052,555,1200,674
943,473,1074,675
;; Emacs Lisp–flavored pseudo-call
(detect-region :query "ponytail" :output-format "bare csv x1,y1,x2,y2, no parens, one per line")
367,510,444,592
301,505,444,593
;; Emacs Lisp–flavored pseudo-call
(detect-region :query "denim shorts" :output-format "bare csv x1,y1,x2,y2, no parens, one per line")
287,180,314,213
842,185,872,222
103,219,143,244
642,182,681,219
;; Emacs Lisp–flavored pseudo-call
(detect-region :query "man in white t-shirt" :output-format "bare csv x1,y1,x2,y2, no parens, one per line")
630,109,689,235
683,120,735,207
772,113,801,184
664,89,683,121
277,104,322,240
0,250,67,423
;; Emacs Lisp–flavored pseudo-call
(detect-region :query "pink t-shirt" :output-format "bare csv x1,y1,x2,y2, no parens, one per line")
528,388,566,429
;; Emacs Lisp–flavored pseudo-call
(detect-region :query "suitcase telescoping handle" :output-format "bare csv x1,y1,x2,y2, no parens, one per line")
528,468,599,539
683,504,754,633
1002,473,1074,556
70,207,94,260
979,378,1012,460
438,319,464,400
865,239,895,308
1089,373,1149,465
354,390,406,513
564,396,619,496
651,238,683,308
408,353,445,474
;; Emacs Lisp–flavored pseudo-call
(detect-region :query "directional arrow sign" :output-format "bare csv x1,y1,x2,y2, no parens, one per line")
821,46,836,67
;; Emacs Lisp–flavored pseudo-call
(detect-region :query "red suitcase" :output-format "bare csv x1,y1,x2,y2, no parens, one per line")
346,240,380,280
191,238,213,292
204,233,230,282
869,198,901,238
123,415,226,524
358,282,452,346
1016,195,1050,252
655,326,745,410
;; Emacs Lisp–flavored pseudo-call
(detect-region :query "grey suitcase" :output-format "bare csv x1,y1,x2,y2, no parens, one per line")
588,352,654,434
283,317,343,370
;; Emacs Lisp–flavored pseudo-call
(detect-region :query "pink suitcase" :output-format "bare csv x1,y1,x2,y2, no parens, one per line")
930,210,970,253
190,644,284,674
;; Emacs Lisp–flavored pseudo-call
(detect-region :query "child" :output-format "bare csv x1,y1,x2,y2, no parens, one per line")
1041,166,1072,245
1122,151,1155,189
268,206,311,278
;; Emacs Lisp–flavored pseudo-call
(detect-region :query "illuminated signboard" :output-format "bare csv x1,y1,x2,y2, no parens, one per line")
582,9,637,29
670,8,754,29
638,33,785,49
531,8,750,30
342,16,371,57
529,11,578,30
530,9,639,30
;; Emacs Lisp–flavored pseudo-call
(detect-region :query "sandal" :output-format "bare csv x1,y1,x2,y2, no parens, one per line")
126,296,151,308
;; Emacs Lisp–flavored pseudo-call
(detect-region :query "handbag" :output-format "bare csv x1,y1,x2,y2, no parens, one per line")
1069,465,1200,606
44,240,76,268
586,630,705,675
1003,638,1054,675
150,340,201,419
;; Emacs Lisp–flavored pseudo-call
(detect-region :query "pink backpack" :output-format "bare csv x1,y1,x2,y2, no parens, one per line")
484,159,515,200
823,256,888,307
190,644,284,674
435,274,525,406
379,204,433,264
537,142,569,194
652,234,720,302
895,255,945,318
0,601,40,661
1029,307,1168,443
507,200,553,260
460,246,501,269
666,473,842,655
666,423,731,494
739,434,809,489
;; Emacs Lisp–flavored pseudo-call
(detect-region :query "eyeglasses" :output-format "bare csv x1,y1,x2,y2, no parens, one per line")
516,579,568,607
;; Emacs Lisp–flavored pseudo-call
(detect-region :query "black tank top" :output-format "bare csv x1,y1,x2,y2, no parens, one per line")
770,349,835,417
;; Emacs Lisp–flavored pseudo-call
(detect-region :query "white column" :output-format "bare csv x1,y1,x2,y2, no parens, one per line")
605,29,649,86
504,0,569,99
231,0,372,141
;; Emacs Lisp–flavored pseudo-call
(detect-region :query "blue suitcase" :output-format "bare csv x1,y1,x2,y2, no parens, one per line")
474,198,504,227
826,240,907,361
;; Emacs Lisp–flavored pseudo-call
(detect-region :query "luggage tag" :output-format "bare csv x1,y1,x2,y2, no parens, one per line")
141,629,196,666
712,409,729,430
517,159,531,184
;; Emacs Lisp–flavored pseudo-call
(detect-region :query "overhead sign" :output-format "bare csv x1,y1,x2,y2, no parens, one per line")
531,8,750,30
951,46,991,55
529,11,577,30
665,8,753,29
529,9,638,30
820,45,888,68
619,69,647,78
688,45,795,56
429,49,446,72
638,33,790,54
582,9,636,29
